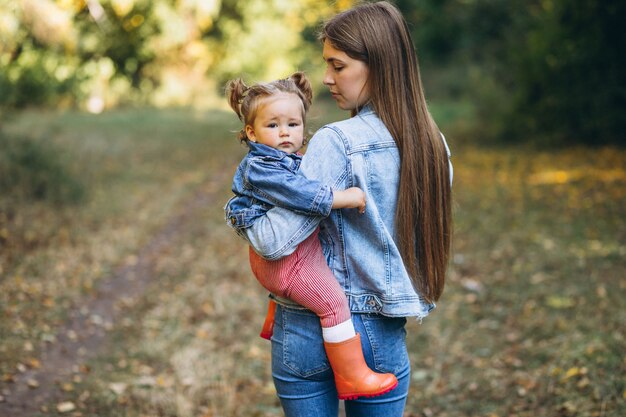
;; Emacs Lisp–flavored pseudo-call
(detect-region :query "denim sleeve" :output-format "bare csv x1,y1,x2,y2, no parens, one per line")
246,159,333,217
243,127,348,259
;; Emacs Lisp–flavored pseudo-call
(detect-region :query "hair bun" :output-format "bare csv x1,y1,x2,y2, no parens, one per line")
289,72,313,110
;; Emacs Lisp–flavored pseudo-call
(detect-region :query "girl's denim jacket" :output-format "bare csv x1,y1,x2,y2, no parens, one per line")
225,141,334,234
241,105,452,319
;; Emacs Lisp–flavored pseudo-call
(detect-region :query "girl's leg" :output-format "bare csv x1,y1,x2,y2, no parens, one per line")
344,314,411,417
249,231,351,328
271,304,339,417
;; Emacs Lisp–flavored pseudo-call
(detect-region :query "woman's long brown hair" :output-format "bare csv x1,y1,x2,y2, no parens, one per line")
320,1,452,303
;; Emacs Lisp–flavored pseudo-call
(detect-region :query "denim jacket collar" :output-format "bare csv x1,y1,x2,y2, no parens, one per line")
356,102,375,117
247,141,286,158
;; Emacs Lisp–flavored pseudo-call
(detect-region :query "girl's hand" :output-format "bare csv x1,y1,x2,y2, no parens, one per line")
332,187,366,213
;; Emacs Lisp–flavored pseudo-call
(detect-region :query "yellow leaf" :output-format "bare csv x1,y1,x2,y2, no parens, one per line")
546,296,575,309
156,375,167,387
563,367,581,380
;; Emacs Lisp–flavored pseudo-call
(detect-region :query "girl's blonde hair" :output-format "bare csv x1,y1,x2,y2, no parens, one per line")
226,72,313,143
320,1,452,303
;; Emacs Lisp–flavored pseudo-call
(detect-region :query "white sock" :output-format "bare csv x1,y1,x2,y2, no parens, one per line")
322,319,356,343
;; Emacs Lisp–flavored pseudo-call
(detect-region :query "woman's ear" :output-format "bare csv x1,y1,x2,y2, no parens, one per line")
245,125,256,142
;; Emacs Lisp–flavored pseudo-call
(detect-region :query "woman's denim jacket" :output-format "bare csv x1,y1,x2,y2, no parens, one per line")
241,105,452,319
225,141,334,234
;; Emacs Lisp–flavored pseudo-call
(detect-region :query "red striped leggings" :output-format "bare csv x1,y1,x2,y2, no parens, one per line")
249,228,351,328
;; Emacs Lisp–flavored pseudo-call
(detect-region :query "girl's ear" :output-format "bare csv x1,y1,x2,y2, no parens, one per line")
245,125,256,142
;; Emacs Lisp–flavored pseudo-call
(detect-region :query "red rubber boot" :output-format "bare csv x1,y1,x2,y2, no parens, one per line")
324,333,398,400
259,299,277,340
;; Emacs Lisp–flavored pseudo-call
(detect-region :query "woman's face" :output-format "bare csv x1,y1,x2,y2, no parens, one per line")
322,40,370,111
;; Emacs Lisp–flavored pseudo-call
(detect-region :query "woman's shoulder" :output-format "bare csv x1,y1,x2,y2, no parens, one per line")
318,111,392,148
325,109,379,129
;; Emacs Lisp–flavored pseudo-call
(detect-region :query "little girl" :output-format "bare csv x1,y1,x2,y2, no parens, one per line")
224,72,397,400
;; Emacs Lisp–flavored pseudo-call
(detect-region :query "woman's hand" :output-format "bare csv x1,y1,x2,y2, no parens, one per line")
332,187,366,213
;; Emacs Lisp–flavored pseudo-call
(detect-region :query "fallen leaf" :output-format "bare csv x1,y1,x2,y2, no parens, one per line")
412,369,428,381
56,401,76,413
135,376,156,386
28,358,41,369
461,278,484,293
196,328,209,339
557,401,578,413
61,382,74,392
546,296,575,309
562,367,587,381
577,377,590,389
109,382,128,395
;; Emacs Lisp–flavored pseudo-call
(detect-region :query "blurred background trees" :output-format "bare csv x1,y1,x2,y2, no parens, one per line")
1,0,624,146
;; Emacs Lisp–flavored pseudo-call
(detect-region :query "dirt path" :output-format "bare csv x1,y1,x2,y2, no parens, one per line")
0,174,227,417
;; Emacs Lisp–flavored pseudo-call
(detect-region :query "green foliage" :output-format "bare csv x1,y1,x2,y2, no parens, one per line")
0,0,355,110
399,0,624,146
0,131,86,205
507,0,626,145
0,42,79,108
73,0,159,89
1,0,622,146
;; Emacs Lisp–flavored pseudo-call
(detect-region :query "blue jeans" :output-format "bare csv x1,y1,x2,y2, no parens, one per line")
271,304,410,417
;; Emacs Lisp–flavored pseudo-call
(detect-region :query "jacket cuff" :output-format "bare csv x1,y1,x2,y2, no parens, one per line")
310,185,333,217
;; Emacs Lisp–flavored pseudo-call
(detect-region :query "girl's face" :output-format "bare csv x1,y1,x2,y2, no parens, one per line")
322,40,370,111
246,93,305,154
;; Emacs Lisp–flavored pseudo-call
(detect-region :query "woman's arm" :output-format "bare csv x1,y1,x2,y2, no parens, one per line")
244,126,348,259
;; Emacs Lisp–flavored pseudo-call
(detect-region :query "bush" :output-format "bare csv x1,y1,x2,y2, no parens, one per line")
0,45,78,109
506,0,626,146
0,131,87,205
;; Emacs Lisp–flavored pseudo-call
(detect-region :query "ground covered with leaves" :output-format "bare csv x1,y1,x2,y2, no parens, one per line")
0,104,624,417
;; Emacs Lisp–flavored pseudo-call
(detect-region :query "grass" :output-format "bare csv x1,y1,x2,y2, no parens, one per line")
405,145,625,417
0,101,624,416
0,106,245,377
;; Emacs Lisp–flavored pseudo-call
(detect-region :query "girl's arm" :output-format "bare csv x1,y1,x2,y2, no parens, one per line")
332,187,366,213
246,158,334,217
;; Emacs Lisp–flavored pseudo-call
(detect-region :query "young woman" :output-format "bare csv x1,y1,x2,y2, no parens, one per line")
243,2,453,416
224,72,398,400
